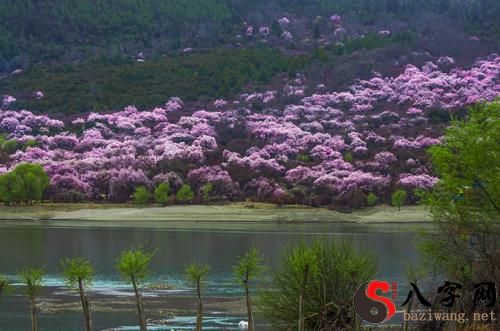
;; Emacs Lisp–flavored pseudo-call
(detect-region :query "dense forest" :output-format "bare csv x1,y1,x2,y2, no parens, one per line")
0,48,307,114
0,0,498,114
0,0,499,72
0,31,417,114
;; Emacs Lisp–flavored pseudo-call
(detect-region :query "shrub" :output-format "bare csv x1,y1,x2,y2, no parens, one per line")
391,189,407,211
133,186,150,205
1,139,18,154
154,183,170,205
297,153,310,162
23,140,38,150
201,182,213,202
259,240,376,330
366,192,378,206
176,184,194,204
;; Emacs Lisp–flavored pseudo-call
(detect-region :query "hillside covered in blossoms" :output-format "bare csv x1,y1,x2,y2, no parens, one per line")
1,2,500,331
1,55,498,209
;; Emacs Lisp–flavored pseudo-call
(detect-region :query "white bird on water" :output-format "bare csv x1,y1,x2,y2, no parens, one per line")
238,320,249,329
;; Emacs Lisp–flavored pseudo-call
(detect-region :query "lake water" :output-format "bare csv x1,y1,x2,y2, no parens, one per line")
0,221,426,330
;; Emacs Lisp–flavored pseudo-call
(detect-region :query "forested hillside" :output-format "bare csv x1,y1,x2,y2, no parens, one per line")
1,31,419,113
1,0,499,72
0,48,307,114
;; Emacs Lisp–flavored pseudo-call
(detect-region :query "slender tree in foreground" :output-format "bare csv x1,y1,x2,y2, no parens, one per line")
61,257,94,331
117,248,154,331
233,247,264,331
185,262,211,331
20,268,45,331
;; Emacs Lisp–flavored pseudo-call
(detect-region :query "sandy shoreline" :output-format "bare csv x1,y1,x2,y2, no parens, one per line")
0,203,432,227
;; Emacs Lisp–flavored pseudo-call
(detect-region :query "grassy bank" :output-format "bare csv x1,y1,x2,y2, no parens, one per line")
0,202,431,226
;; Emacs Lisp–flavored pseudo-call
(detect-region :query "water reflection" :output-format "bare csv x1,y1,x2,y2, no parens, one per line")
0,222,424,330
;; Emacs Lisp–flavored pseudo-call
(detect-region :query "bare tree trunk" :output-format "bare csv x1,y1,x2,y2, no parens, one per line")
245,282,254,331
78,279,92,331
30,298,38,331
132,278,147,331
298,292,304,331
196,298,203,331
196,279,203,331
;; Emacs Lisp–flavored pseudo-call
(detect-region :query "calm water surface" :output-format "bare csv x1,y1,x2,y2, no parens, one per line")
0,221,426,330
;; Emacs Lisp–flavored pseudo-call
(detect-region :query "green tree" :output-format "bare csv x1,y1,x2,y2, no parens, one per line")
117,248,154,331
391,189,407,211
1,139,18,154
0,163,49,205
176,184,194,204
154,183,170,205
419,101,500,316
133,186,150,205
20,268,45,331
23,140,38,150
185,263,211,331
12,164,49,198
259,240,376,330
344,152,353,163
413,188,430,204
0,172,25,204
61,257,94,331
296,153,310,163
201,183,213,203
233,247,264,331
366,192,378,206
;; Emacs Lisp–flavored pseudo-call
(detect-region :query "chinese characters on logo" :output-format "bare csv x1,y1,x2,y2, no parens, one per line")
354,280,497,323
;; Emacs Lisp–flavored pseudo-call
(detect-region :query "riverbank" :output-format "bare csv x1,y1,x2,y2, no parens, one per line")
0,202,432,226
2,285,248,329
36,286,246,316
